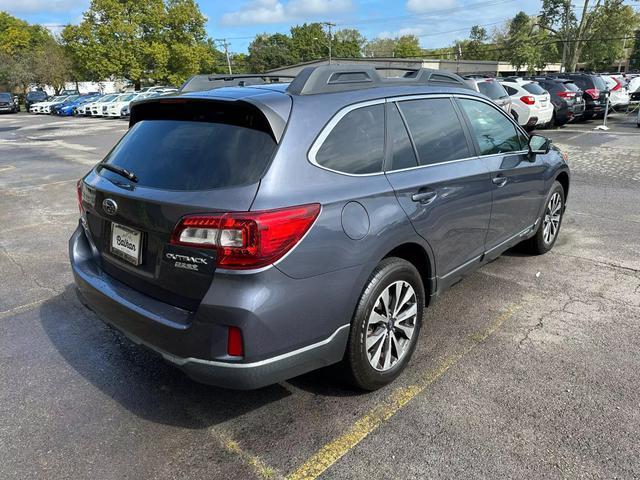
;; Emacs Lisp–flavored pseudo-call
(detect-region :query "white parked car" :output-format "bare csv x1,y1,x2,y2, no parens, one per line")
601,75,630,109
84,94,119,116
104,91,161,118
500,79,554,130
30,95,69,114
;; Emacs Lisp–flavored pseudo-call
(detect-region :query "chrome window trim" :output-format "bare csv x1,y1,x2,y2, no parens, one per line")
307,92,529,178
307,98,387,178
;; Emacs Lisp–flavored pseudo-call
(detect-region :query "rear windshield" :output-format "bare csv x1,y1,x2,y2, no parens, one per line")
100,119,277,190
563,82,580,92
523,83,546,95
477,80,508,99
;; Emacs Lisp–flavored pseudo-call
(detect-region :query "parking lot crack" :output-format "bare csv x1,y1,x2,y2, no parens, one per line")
0,244,59,295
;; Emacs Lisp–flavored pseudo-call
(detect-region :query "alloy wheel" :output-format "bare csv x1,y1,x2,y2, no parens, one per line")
365,280,417,371
543,192,562,244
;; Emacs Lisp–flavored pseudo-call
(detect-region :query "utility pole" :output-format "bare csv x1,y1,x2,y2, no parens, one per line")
214,39,232,74
561,0,570,72
321,22,336,64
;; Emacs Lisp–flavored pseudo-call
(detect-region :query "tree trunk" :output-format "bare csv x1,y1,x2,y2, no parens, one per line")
134,79,141,91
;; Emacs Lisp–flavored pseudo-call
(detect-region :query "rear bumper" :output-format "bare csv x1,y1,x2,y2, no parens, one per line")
69,224,353,389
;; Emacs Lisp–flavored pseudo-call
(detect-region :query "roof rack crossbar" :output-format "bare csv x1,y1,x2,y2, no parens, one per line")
286,65,471,95
207,74,296,81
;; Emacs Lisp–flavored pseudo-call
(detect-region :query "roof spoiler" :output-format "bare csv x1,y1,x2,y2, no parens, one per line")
286,65,471,95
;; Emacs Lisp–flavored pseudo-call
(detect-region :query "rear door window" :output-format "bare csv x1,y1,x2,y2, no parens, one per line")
398,98,471,166
315,104,385,174
386,103,418,171
458,99,525,155
101,119,277,190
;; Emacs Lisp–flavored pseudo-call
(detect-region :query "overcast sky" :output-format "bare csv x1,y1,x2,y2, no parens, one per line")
1,0,545,53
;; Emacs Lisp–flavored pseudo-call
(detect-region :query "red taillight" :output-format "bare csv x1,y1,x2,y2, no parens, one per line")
171,203,321,269
76,179,84,214
556,91,576,99
227,326,243,357
520,95,535,105
585,88,599,100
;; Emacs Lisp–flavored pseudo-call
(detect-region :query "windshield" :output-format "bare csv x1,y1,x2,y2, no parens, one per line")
0,93,11,101
27,91,47,100
101,119,277,191
99,95,117,103
523,83,547,95
118,94,136,102
477,80,508,99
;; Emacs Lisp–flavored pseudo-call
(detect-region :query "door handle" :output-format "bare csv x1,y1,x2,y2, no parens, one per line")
492,175,508,187
411,190,437,204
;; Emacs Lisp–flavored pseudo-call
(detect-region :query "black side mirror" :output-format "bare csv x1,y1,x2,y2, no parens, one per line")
529,134,550,156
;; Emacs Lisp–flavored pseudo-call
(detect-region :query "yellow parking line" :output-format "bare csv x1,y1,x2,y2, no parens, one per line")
286,301,524,480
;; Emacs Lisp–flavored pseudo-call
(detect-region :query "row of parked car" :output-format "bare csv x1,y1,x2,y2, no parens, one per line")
465,72,640,130
25,86,177,118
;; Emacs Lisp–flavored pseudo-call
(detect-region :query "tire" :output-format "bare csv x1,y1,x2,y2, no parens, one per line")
520,181,565,255
344,257,425,390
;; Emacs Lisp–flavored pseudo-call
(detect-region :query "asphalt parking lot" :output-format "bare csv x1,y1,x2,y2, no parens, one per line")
1,111,639,479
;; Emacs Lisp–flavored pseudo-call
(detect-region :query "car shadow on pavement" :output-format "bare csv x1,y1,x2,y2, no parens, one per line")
39,285,297,429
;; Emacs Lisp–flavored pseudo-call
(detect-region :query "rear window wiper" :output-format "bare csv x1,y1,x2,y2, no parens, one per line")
98,163,138,183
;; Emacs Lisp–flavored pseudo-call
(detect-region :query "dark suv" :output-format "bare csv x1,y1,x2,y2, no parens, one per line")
25,90,48,111
555,73,608,120
530,77,585,125
0,93,19,113
70,66,570,390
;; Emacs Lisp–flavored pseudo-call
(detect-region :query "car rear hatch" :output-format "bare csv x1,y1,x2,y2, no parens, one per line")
79,95,288,311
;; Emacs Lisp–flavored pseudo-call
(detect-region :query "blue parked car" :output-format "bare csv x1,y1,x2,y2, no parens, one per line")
54,93,101,116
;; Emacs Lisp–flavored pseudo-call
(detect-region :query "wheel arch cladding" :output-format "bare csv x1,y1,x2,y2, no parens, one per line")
556,171,569,199
383,243,433,305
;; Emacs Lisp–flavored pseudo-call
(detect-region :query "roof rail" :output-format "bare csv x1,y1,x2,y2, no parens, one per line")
207,73,295,82
285,65,470,95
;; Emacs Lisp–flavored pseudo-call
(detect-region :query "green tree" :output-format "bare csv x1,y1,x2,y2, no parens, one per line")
580,2,638,70
505,12,557,72
539,0,638,71
629,28,640,70
247,33,296,72
62,0,216,88
290,23,328,61
332,28,365,58
0,11,70,93
364,38,397,57
393,35,422,57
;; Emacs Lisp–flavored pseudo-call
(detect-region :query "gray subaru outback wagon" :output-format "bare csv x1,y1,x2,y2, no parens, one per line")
70,65,569,390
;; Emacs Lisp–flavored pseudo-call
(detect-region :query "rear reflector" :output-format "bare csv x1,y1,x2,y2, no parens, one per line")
520,95,535,105
171,203,321,269
227,326,243,357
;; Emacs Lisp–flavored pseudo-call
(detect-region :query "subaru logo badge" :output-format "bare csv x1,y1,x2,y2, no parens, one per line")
102,198,118,216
